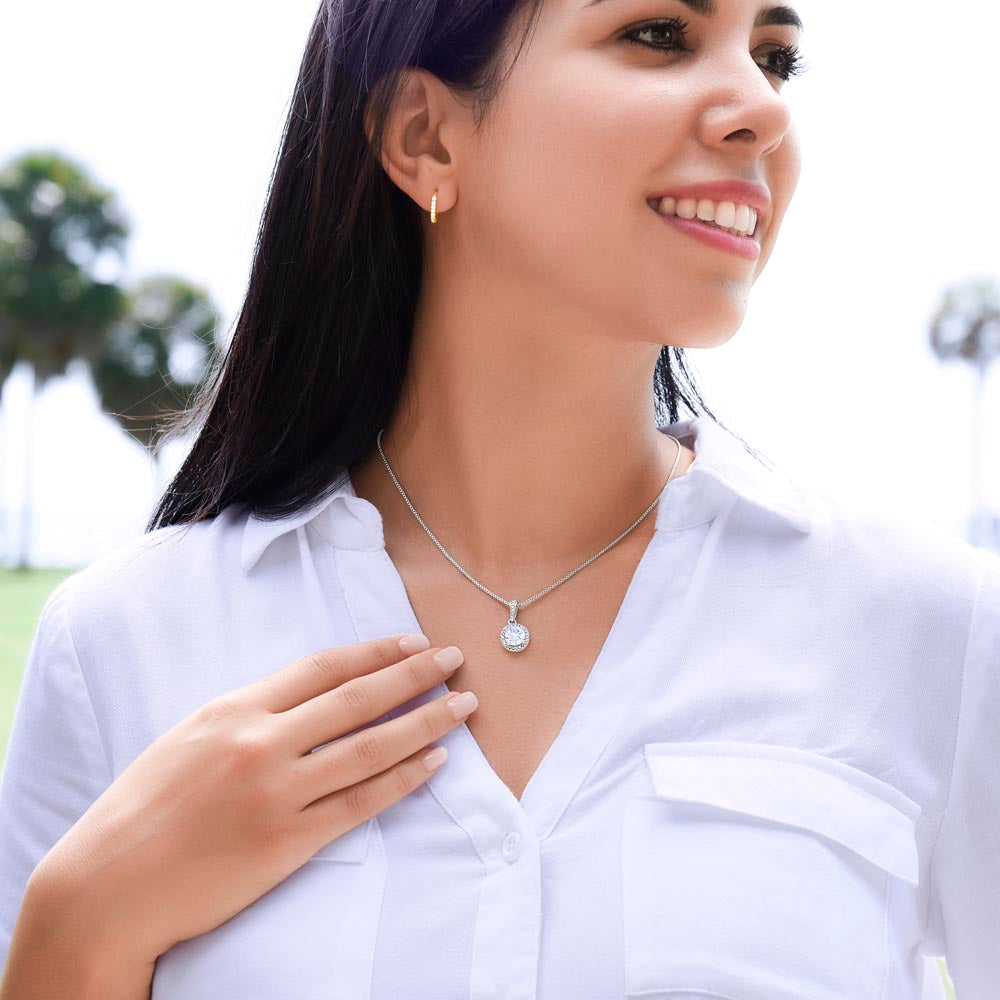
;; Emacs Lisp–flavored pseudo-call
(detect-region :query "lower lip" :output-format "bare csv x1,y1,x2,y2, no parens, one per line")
649,203,761,262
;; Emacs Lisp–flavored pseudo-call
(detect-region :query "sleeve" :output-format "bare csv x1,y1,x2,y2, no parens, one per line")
0,581,112,977
926,546,1000,997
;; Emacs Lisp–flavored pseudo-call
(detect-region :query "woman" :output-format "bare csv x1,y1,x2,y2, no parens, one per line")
1,0,995,997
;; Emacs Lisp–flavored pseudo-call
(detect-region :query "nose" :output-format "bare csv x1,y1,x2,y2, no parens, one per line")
696,51,793,155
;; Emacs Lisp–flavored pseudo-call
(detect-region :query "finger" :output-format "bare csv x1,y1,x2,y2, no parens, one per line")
239,633,431,713
278,644,464,756
296,687,474,818
295,743,450,860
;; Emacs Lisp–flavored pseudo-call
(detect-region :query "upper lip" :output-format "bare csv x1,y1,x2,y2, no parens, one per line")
648,179,771,219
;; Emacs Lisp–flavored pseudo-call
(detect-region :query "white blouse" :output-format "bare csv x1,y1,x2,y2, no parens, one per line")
1,415,997,1000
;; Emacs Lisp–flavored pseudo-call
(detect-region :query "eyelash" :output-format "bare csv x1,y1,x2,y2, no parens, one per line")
621,16,807,82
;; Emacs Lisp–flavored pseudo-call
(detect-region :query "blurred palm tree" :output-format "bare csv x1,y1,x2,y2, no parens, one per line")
929,276,1000,548
88,274,222,494
0,150,129,568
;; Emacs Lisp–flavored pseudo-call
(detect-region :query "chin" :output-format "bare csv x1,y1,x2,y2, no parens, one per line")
701,302,749,348
641,292,747,348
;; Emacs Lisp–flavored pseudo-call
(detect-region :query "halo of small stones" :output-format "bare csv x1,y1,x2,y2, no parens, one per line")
500,622,530,653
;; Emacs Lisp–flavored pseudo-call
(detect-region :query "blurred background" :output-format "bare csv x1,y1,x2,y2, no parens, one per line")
2,4,998,994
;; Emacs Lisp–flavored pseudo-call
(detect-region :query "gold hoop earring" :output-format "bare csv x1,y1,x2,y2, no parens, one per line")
430,189,438,224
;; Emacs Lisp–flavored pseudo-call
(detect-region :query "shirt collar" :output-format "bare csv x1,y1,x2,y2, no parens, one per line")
240,416,815,575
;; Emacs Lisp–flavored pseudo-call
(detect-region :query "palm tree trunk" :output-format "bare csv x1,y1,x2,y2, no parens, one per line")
16,365,35,571
970,357,988,547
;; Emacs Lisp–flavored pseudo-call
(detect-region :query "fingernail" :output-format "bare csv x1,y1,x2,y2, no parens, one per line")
422,746,448,771
433,645,464,673
399,634,430,654
447,691,478,720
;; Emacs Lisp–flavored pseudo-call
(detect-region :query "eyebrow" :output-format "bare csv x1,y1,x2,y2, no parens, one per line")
582,0,804,33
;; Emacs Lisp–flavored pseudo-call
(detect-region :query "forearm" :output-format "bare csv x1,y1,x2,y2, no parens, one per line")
0,872,156,1000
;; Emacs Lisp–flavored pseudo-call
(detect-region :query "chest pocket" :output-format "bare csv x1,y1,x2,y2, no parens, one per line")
621,741,921,1000
152,817,386,1000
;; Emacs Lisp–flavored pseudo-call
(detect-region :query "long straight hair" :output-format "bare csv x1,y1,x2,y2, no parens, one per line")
146,0,741,537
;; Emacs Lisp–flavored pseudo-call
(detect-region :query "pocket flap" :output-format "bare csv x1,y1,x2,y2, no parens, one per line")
642,741,921,886
307,816,375,863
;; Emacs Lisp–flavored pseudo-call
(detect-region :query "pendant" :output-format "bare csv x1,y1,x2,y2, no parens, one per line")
499,600,530,653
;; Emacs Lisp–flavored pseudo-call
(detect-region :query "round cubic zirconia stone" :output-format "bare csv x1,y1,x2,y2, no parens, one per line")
500,622,530,652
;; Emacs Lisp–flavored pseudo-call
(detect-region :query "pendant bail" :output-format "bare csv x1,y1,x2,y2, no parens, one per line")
508,600,519,623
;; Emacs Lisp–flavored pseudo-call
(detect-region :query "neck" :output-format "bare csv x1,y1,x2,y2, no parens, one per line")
348,283,696,579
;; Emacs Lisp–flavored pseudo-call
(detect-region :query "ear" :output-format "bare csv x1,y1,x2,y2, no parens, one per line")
365,66,464,218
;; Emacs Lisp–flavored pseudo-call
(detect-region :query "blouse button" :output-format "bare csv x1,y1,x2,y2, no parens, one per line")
501,831,521,863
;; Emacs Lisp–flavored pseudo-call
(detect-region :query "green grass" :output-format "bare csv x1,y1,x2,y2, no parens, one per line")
0,568,958,996
0,566,83,766
936,957,957,998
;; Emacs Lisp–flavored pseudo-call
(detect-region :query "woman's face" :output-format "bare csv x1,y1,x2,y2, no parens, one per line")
447,0,804,350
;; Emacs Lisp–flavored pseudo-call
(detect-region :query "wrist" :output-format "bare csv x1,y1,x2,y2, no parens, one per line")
21,868,158,992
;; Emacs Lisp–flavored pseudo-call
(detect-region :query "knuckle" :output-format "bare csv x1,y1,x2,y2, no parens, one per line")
301,650,343,687
226,726,270,767
351,730,384,769
422,707,441,741
342,780,371,820
393,762,415,797
335,679,372,714
404,656,426,688
374,636,402,664
197,696,243,728
257,816,294,861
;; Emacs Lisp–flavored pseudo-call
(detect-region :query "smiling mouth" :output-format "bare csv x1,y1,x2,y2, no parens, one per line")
648,196,761,241
648,200,762,261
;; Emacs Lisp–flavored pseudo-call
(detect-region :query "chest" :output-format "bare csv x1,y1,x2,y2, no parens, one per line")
150,511,934,999
388,522,657,802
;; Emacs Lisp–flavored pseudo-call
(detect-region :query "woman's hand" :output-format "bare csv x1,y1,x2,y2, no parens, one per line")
31,634,475,963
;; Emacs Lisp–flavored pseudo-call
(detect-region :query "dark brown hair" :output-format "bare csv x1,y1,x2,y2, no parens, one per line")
146,0,730,536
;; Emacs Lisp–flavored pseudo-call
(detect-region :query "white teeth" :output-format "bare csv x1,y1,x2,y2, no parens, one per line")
714,201,737,228
676,199,698,220
696,199,718,223
654,196,759,238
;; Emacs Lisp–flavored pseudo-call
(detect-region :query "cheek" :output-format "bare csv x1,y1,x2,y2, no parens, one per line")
769,124,802,223
467,108,641,276
754,125,801,273
496,54,691,212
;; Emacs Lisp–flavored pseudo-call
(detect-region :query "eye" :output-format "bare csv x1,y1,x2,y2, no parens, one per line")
620,18,809,82
621,16,691,55
756,42,807,81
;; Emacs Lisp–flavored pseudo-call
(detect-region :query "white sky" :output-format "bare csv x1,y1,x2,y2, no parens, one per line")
2,1,1000,567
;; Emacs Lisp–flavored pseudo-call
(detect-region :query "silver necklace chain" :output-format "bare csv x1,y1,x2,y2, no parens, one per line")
375,427,684,653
